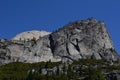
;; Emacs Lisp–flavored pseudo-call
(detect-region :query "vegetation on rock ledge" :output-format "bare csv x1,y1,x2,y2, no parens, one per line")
0,59,119,80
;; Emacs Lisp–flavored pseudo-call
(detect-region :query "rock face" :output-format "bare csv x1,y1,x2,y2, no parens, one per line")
0,18,119,64
12,30,51,41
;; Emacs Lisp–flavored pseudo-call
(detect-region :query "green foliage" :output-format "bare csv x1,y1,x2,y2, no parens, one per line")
0,61,62,80
107,65,120,71
73,59,108,66
84,66,105,80
0,62,30,80
0,59,119,80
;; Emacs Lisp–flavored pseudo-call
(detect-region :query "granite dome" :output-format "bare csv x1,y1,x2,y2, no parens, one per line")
12,30,51,41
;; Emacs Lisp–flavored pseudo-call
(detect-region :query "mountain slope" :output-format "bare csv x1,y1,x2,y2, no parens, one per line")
0,18,119,65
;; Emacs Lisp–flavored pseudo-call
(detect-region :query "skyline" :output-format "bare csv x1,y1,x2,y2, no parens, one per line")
0,0,120,53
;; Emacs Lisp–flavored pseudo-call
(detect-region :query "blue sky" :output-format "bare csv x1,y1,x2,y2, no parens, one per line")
0,0,120,54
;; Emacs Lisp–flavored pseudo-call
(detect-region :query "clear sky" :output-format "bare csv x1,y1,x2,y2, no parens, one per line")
0,0,120,54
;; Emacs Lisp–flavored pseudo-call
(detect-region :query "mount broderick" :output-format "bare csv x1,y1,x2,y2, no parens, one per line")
0,18,119,65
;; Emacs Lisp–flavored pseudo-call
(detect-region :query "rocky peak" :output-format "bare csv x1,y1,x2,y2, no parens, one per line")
48,18,117,62
0,18,119,65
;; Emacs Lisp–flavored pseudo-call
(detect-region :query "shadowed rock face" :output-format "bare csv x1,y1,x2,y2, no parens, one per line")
48,18,119,62
0,18,119,64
